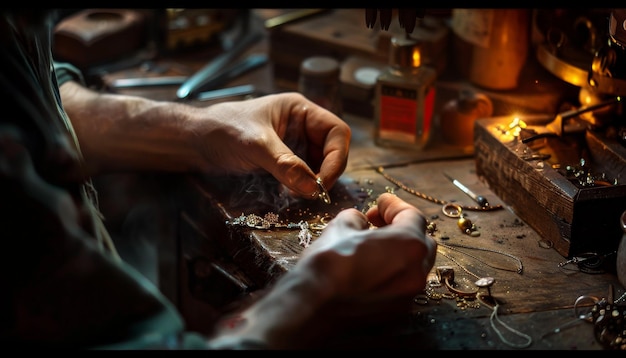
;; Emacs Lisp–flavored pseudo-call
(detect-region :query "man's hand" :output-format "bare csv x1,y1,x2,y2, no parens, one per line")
208,193,437,349
61,83,351,200
189,92,351,199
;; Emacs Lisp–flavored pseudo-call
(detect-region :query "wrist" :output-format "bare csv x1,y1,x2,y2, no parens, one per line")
209,269,332,349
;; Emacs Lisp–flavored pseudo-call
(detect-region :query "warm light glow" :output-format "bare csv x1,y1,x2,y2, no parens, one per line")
508,117,527,129
580,93,593,106
503,116,528,138
412,48,421,67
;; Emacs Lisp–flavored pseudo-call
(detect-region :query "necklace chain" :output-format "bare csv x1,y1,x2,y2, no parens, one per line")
438,241,524,274
437,250,481,280
376,166,504,211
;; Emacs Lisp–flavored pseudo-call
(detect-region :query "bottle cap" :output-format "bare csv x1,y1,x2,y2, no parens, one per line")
389,36,423,68
300,56,340,81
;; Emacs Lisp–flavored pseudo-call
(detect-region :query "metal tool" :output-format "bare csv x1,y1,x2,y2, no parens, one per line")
443,173,489,208
521,97,621,143
176,31,262,100
541,294,598,339
264,9,327,29
196,84,255,101
540,313,592,339
183,54,267,97
546,97,621,136
108,76,188,89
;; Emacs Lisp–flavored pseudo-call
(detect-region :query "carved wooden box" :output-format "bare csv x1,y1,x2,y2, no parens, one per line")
474,116,626,258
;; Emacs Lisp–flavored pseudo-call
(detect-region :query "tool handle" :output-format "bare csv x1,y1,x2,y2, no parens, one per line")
176,31,262,99
198,54,267,92
476,195,489,207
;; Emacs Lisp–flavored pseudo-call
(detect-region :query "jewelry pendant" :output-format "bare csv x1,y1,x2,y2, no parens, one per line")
226,212,329,248
316,177,331,204
457,217,475,234
475,276,497,307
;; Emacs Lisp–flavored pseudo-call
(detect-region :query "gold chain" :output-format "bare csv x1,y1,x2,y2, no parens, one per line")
376,166,504,211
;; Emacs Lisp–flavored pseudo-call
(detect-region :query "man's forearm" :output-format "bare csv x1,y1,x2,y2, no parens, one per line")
207,265,334,349
59,81,205,175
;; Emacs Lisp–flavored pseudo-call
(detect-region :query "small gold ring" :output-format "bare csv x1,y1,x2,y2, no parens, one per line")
309,223,326,231
444,278,478,298
320,214,333,225
442,203,463,218
436,266,455,283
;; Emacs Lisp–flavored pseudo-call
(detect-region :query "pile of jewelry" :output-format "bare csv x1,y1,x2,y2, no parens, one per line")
417,266,532,348
420,271,481,310
226,212,328,248
562,158,618,188
591,292,626,350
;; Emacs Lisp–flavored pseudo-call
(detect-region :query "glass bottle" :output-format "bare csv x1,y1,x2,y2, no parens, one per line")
374,36,437,149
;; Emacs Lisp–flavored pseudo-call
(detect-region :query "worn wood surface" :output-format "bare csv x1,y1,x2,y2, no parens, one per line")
184,114,624,349
95,9,625,348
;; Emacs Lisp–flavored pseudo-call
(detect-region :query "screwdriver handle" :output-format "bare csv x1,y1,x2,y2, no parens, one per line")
476,196,489,208
443,172,490,208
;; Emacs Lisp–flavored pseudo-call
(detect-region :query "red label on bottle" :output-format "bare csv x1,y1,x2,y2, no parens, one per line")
380,91,418,135
379,85,436,144
424,87,435,134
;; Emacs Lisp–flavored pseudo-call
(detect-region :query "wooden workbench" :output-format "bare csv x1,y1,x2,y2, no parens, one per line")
180,113,623,350
93,9,624,350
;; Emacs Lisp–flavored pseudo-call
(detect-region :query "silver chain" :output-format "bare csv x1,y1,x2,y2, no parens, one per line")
438,241,524,274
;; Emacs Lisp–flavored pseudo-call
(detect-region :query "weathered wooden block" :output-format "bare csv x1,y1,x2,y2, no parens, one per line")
474,116,626,258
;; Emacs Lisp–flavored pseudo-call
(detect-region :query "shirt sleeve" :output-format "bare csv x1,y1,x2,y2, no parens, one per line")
53,60,86,87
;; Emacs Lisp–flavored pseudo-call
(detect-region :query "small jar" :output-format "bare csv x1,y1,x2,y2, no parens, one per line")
440,89,493,148
298,56,342,117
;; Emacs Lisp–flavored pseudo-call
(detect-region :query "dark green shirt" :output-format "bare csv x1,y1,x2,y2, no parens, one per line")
0,9,200,349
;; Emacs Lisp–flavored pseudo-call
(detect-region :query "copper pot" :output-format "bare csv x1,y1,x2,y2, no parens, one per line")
451,9,530,90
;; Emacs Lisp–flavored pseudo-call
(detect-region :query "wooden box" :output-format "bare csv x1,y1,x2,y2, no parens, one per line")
53,9,148,69
474,116,626,258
